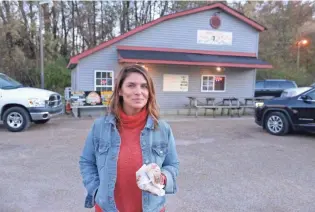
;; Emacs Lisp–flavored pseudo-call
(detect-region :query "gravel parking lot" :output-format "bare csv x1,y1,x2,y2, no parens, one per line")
1,116,315,212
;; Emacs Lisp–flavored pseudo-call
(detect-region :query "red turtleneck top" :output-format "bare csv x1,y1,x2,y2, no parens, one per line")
114,108,148,212
95,108,148,212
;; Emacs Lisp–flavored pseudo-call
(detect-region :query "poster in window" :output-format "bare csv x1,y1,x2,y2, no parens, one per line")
163,74,189,92
70,91,86,106
214,76,225,91
101,91,113,106
85,91,102,106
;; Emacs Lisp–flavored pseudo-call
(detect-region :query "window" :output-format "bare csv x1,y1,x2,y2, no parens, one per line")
94,70,114,92
0,74,23,89
306,90,315,100
201,75,226,92
265,81,280,89
279,81,297,89
255,81,264,89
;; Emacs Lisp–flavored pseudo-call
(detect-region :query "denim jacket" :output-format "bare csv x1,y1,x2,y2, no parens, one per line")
79,113,180,212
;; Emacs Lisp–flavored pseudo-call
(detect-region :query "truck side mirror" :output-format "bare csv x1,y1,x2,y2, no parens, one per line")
301,95,311,102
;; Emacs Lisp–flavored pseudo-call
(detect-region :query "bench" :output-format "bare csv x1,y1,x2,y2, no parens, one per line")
187,97,219,117
217,98,242,117
187,97,243,118
71,105,108,117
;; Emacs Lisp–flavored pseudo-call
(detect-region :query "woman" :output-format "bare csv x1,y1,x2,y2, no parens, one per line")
79,64,180,212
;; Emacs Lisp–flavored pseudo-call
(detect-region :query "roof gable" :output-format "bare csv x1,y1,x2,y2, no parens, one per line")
68,2,266,69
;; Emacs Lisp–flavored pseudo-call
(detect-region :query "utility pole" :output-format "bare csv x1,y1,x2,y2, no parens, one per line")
297,42,300,72
296,39,308,72
39,2,44,89
39,0,51,89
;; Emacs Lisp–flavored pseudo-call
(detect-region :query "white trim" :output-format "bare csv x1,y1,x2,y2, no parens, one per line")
200,74,226,92
94,70,114,91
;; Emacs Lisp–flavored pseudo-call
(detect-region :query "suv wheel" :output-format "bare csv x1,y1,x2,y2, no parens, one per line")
3,107,31,132
264,112,290,136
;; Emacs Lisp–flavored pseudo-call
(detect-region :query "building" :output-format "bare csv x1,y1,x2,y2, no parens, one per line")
67,2,272,116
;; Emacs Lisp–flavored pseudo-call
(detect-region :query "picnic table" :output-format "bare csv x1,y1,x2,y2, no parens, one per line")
187,97,242,118
187,96,273,118
240,96,273,115
218,97,241,117
187,97,217,117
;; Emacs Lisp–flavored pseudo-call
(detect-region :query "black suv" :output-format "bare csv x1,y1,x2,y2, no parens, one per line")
255,79,298,97
255,87,315,136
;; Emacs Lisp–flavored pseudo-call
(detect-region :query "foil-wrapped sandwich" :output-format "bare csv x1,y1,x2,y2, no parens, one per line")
136,163,165,196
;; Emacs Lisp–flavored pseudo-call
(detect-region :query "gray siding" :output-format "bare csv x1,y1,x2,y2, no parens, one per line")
145,64,255,110
118,8,258,53
71,68,77,90
77,47,121,91
75,8,259,111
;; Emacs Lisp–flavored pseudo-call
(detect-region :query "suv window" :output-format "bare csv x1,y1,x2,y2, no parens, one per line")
265,81,280,89
264,81,296,89
279,81,297,89
306,90,315,100
255,81,264,89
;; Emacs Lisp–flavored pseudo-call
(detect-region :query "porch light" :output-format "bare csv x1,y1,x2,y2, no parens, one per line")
136,62,148,71
216,67,222,72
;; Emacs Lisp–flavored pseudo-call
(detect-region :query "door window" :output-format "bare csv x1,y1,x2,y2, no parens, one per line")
0,74,23,89
307,90,315,100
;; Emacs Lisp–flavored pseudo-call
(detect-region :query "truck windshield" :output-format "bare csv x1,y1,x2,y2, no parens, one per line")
0,74,23,89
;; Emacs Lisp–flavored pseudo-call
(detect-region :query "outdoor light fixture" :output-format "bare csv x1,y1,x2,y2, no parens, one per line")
142,65,148,69
136,62,148,71
216,67,222,72
300,39,308,45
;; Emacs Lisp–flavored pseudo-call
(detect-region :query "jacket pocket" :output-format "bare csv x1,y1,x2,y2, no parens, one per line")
96,140,110,170
152,143,168,166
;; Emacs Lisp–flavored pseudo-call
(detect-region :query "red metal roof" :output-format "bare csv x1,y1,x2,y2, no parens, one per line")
67,2,266,69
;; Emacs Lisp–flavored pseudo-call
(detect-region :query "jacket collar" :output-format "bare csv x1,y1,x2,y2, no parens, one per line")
104,112,154,130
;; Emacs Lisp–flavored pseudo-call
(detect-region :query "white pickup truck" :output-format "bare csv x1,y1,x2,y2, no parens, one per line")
0,73,63,132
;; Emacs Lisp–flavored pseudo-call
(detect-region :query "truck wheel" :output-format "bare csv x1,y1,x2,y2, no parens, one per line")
3,106,31,132
264,112,290,136
33,119,50,124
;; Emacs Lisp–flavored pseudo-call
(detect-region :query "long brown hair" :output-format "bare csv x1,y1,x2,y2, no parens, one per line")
109,64,160,128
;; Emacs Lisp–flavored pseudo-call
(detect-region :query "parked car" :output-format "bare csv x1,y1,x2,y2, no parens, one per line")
254,86,315,136
0,73,63,132
255,79,298,98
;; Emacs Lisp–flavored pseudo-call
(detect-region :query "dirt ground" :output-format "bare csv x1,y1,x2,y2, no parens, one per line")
1,115,315,212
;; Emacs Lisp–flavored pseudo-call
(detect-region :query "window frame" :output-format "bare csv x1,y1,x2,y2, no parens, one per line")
200,74,226,92
94,70,114,92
